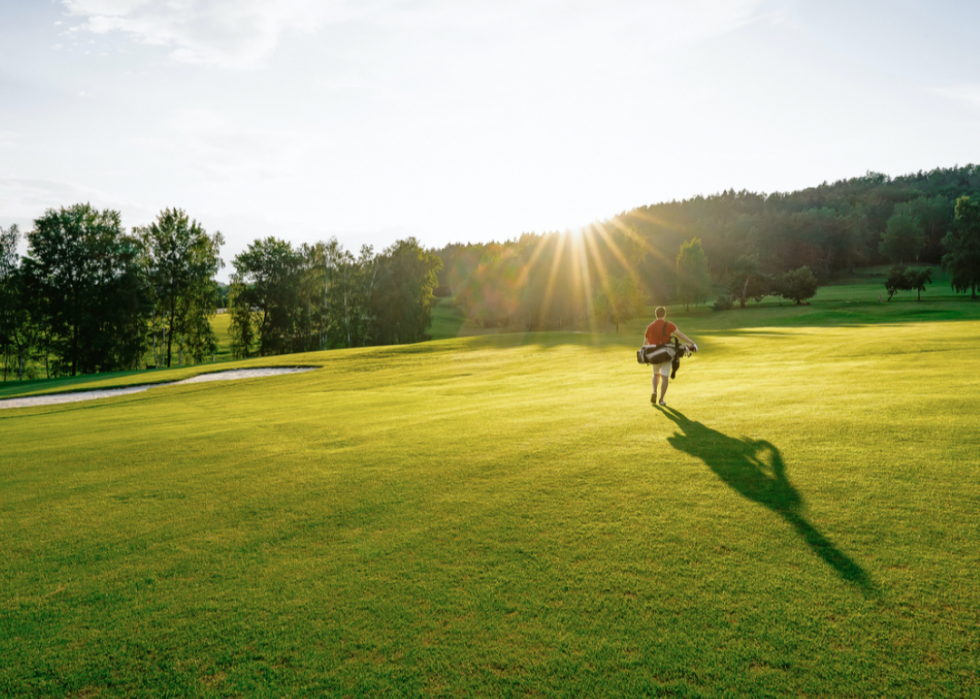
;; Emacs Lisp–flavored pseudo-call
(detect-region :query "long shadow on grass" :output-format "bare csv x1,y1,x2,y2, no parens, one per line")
660,407,875,595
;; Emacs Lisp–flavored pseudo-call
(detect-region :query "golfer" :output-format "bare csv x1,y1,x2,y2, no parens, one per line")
643,307,696,406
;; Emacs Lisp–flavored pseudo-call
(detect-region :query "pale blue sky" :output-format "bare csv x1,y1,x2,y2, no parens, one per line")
2,0,979,272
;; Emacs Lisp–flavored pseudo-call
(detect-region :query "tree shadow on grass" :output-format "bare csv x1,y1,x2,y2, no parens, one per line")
660,406,876,595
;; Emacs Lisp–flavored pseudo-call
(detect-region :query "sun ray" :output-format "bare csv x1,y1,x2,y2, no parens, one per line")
603,216,677,269
537,231,570,328
580,224,620,317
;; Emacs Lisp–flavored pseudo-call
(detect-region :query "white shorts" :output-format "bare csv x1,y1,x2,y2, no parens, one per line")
652,362,671,377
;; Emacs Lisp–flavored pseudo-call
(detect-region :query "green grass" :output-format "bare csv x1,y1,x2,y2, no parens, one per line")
1,286,979,697
428,297,467,340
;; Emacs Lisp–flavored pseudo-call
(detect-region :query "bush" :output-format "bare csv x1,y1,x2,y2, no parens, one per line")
713,295,734,311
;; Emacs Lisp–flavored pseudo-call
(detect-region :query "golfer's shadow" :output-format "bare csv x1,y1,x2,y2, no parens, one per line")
661,407,874,594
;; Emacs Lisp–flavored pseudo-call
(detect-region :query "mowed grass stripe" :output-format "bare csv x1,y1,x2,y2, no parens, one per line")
1,322,979,697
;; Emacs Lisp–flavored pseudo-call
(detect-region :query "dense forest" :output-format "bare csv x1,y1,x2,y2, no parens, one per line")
435,165,980,327
3,166,980,380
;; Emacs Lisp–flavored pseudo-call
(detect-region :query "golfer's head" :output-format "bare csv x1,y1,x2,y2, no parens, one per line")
655,306,667,319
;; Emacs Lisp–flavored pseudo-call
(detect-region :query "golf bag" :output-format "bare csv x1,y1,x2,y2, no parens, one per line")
637,338,694,379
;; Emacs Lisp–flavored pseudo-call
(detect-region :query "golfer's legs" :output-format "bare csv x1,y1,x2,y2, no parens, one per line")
652,364,669,400
660,375,669,400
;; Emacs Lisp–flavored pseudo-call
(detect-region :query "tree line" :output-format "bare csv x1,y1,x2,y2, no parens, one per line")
435,166,980,327
227,236,441,358
4,166,980,378
0,203,441,380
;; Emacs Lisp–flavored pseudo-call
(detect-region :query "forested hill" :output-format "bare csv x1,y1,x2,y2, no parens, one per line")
435,165,980,318
618,165,980,273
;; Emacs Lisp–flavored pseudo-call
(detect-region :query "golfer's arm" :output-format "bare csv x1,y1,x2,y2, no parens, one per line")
673,330,693,344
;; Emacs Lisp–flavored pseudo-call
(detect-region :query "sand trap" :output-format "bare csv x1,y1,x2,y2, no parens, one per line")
0,367,316,410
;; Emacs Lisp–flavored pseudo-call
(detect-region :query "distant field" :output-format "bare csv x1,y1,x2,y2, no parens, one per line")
1,282,979,697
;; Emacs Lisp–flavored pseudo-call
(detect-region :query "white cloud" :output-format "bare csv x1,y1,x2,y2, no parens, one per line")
61,0,369,68
59,0,774,69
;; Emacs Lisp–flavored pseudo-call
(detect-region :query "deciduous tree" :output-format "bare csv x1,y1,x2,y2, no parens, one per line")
884,265,910,301
593,274,644,332
776,266,819,305
22,203,148,375
727,254,771,308
229,237,302,357
137,208,224,367
879,212,925,264
370,238,442,344
676,237,711,311
941,196,980,299
1,225,22,379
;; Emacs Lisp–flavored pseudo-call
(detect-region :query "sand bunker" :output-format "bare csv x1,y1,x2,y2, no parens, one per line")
0,368,316,410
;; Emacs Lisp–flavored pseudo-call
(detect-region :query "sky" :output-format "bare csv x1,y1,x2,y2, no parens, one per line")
2,0,980,277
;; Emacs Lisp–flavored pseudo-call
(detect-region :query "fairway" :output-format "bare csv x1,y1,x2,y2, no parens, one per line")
2,309,979,696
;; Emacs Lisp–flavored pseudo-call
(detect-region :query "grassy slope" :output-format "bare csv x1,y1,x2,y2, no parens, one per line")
1,290,979,697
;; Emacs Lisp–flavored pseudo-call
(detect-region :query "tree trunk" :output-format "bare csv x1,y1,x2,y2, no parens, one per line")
166,298,176,367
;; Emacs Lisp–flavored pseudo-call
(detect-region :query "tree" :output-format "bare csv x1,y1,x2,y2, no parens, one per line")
727,254,771,308
137,208,224,367
593,274,644,332
675,237,711,311
884,265,910,301
776,265,819,305
347,244,382,347
902,196,953,263
22,203,148,375
0,225,22,379
229,237,302,357
879,211,925,264
907,268,932,301
369,238,442,344
941,196,980,299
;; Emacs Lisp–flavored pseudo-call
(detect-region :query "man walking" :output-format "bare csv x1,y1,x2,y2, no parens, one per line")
643,306,696,406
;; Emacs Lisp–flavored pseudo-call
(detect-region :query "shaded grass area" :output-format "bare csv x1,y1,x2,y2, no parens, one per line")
428,297,467,340
1,319,979,697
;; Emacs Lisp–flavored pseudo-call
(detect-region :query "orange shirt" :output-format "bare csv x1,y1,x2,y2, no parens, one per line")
644,319,676,345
